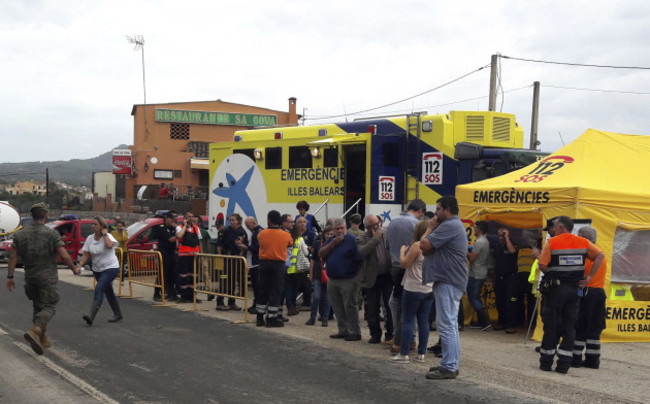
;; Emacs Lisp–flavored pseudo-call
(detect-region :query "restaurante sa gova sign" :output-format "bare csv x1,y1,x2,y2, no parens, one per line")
155,109,278,127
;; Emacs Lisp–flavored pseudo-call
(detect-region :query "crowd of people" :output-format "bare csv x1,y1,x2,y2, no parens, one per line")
6,198,608,379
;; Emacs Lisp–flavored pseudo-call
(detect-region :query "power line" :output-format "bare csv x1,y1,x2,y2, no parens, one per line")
500,55,650,70
304,64,490,121
542,84,650,95
306,84,532,122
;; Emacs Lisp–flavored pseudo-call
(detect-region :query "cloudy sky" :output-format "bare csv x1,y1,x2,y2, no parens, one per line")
1,0,649,163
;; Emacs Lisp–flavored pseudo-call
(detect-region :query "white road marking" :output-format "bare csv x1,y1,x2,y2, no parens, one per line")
14,342,120,404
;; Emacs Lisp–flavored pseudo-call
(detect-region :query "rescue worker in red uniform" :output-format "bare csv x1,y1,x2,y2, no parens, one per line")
572,225,607,369
537,216,604,374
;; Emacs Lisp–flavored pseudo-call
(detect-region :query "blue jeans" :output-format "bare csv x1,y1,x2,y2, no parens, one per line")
433,282,463,372
92,267,120,304
401,290,434,355
310,279,330,321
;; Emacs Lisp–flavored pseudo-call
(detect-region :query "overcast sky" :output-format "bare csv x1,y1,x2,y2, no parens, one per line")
1,0,649,163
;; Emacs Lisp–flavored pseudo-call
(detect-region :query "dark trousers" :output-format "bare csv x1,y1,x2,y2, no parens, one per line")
285,273,299,309
494,274,518,328
176,255,196,299
249,265,259,308
516,272,536,326
574,287,606,364
540,284,580,368
364,272,394,340
256,260,286,319
216,259,239,306
297,272,312,307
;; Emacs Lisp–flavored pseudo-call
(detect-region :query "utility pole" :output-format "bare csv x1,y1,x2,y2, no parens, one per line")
488,54,498,111
530,81,541,150
45,167,49,205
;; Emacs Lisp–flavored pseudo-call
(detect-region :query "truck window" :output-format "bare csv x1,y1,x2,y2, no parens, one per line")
382,143,399,167
265,147,282,170
323,148,338,168
289,146,312,169
234,149,255,161
80,222,94,238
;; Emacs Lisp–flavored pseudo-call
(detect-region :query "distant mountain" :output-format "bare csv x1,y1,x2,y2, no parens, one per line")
0,145,128,187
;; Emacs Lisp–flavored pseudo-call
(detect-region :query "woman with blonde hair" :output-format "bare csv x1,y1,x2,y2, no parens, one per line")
391,219,433,363
77,216,123,325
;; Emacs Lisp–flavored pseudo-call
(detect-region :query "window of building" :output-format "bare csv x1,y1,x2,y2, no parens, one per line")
154,170,174,180
170,123,190,140
324,148,338,168
265,147,282,170
289,146,312,169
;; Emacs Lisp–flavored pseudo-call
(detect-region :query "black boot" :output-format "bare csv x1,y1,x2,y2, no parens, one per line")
83,301,102,326
107,297,123,323
256,314,266,327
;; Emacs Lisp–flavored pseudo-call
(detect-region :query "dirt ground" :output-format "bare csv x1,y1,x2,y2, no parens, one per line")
55,269,650,404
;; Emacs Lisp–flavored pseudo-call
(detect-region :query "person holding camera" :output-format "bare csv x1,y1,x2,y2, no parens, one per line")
176,211,203,303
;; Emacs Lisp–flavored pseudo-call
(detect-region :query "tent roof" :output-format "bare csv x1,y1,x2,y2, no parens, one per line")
456,129,650,212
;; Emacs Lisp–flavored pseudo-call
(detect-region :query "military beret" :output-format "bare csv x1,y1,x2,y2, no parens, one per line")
30,202,49,212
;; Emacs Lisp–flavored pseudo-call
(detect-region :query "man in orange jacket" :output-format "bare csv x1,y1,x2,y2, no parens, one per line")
537,216,604,374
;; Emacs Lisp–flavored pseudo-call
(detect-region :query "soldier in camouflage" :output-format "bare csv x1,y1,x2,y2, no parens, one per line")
6,202,80,355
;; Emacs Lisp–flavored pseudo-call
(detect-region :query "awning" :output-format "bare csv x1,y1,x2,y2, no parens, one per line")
190,158,209,170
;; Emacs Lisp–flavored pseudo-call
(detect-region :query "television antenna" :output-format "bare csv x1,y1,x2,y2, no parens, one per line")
126,35,149,136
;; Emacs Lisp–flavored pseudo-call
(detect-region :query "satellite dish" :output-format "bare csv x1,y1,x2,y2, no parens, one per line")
137,185,148,201
0,202,21,235
150,157,158,165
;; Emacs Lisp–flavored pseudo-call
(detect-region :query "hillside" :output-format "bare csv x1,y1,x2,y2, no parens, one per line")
0,145,127,187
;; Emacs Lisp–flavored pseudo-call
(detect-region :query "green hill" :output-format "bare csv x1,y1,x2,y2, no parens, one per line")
0,145,127,187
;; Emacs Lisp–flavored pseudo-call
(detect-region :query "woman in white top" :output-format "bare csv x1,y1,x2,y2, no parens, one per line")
391,219,434,363
77,216,123,326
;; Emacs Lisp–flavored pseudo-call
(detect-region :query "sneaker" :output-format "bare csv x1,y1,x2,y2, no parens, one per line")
415,354,426,363
247,306,257,314
368,336,381,344
305,318,316,326
427,343,442,355
481,324,492,331
428,366,459,376
321,320,328,327
216,305,231,311
382,339,394,346
425,367,457,379
390,354,409,363
228,304,241,311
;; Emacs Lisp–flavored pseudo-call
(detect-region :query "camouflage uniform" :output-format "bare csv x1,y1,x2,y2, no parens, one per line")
12,223,63,327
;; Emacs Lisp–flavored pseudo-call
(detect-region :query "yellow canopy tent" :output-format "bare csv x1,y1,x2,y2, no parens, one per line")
456,129,650,342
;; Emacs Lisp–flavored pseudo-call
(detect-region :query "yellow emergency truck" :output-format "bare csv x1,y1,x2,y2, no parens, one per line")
208,111,547,230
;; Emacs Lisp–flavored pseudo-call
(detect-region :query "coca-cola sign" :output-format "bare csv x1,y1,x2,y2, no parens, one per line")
112,149,132,175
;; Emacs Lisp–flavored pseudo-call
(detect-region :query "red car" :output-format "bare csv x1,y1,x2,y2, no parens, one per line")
46,215,115,264
126,215,208,251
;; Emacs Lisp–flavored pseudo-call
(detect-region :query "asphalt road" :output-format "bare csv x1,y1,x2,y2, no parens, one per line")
0,276,537,404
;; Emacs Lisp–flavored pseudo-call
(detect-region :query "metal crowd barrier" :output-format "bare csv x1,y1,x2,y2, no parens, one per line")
193,253,249,323
124,249,175,307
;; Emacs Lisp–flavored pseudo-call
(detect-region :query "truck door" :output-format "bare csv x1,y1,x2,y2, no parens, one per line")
369,135,404,206
342,144,367,220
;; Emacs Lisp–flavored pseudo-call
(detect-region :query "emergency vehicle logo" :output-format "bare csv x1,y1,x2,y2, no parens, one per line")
514,155,574,184
211,154,267,226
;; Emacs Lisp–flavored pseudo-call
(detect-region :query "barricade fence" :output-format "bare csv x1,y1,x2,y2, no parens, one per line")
124,249,175,307
193,253,249,323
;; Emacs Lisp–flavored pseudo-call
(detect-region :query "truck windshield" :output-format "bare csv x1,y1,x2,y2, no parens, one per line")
471,150,549,182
